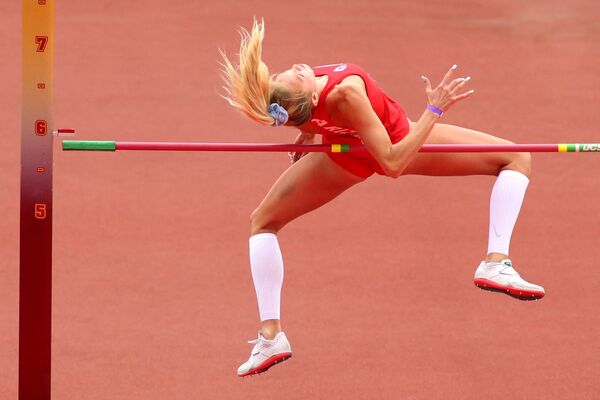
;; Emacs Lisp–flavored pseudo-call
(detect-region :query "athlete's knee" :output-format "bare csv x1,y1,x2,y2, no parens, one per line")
517,151,532,177
493,138,530,178
250,207,282,235
504,150,531,178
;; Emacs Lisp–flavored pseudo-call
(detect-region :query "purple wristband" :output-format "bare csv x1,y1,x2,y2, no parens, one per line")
427,104,443,117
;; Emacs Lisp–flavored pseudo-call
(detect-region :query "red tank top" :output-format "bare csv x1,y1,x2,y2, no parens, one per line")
309,63,409,143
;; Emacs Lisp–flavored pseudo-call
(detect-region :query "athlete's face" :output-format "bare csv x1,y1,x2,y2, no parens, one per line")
270,64,318,99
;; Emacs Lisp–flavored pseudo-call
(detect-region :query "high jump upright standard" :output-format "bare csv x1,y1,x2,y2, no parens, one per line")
20,1,54,399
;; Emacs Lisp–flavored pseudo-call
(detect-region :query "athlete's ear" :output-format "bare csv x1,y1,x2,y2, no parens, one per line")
311,92,319,107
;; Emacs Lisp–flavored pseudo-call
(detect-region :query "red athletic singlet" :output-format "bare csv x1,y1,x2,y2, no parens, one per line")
308,63,410,178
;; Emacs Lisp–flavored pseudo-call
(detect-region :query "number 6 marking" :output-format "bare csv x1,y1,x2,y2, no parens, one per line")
34,203,47,219
35,120,48,136
35,36,48,52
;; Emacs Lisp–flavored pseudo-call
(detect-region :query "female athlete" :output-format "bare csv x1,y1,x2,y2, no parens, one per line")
220,20,544,377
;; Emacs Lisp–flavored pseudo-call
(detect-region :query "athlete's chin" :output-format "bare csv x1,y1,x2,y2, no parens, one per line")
301,63,314,75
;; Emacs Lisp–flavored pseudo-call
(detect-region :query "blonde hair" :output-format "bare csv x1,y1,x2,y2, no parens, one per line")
220,19,313,126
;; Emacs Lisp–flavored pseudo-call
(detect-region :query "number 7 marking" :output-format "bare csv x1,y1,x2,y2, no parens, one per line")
35,36,48,52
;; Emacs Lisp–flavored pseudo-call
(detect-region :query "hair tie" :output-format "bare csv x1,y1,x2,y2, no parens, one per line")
268,103,289,127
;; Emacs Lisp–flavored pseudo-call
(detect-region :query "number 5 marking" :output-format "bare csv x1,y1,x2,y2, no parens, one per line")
34,203,47,219
35,36,48,52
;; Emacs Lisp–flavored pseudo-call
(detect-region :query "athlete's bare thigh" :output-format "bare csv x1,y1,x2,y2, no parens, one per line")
402,122,531,177
251,152,365,234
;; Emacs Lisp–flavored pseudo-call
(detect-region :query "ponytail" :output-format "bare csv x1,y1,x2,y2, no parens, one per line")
220,19,313,127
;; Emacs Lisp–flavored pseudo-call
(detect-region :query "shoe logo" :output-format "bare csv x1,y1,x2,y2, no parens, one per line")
503,260,512,267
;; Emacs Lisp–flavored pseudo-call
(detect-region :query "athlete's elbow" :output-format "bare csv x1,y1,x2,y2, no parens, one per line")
378,149,408,178
385,168,404,179
382,161,405,178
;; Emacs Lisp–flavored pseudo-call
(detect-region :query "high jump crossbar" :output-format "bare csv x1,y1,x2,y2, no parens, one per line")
62,140,600,153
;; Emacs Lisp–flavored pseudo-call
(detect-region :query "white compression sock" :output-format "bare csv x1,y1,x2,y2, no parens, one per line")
249,233,284,321
488,170,529,255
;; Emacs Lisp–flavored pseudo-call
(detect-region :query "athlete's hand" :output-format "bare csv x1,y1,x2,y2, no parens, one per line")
421,65,474,112
289,132,315,163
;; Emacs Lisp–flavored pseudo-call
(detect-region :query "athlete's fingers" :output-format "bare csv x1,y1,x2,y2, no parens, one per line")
453,89,475,102
441,64,458,86
449,76,471,91
421,75,432,92
291,131,309,163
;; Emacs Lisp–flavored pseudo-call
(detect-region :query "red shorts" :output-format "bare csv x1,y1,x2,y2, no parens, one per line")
322,128,410,178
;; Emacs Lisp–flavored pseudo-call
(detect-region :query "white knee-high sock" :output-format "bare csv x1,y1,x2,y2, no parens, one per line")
249,233,284,321
488,170,529,256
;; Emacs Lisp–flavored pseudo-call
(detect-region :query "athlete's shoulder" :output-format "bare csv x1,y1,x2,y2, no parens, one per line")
327,80,370,123
330,74,368,98
318,63,370,111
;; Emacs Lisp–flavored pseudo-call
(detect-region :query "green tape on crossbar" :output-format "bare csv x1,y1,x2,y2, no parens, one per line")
62,140,116,151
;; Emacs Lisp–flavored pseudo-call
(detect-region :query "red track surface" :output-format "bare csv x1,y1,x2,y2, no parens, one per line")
2,1,600,399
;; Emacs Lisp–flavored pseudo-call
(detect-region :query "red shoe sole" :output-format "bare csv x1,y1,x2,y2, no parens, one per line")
238,352,292,377
474,278,544,301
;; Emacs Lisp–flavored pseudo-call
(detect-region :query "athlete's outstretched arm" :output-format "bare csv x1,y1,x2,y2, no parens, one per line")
332,65,473,178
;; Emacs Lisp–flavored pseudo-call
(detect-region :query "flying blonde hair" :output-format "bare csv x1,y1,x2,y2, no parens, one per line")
220,19,313,126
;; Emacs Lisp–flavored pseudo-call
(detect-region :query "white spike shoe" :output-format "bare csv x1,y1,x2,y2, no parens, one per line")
474,259,545,300
237,332,292,377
